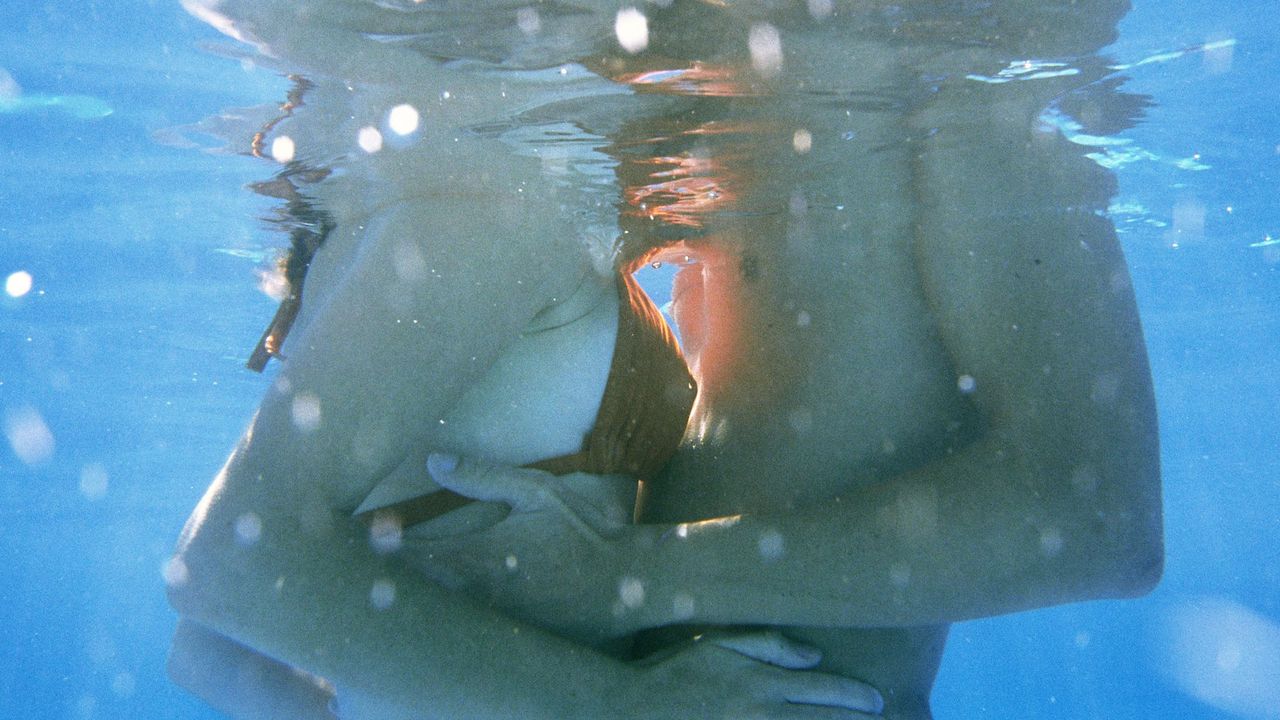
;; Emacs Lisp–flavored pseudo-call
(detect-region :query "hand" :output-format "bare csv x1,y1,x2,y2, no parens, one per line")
399,455,647,643
620,631,884,719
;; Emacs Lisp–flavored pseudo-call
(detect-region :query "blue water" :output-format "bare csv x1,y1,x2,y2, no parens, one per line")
1,2,1277,718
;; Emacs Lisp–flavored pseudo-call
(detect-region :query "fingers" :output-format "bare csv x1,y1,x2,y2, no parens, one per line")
778,671,885,716
426,453,548,510
704,631,822,670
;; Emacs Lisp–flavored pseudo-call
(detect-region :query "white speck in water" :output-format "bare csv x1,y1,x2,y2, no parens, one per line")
841,130,856,141
1039,527,1064,557
1070,465,1099,494
787,406,813,435
516,7,541,36
388,104,420,136
79,463,109,500
748,23,783,78
161,557,189,588
792,128,812,154
235,512,263,546
270,135,295,163
808,0,834,20
615,8,649,54
291,392,322,433
4,405,54,465
369,514,403,554
370,579,397,610
1075,631,1092,648
957,374,976,394
505,555,518,571
618,576,646,609
672,593,696,621
796,310,811,327
890,563,912,588
357,126,383,153
5,270,33,297
110,672,136,699
758,530,785,563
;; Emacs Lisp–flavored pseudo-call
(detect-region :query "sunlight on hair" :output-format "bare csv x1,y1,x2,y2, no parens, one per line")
615,8,648,54
388,104,420,136
5,270,33,297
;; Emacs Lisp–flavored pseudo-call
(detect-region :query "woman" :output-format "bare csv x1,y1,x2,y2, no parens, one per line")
167,0,885,717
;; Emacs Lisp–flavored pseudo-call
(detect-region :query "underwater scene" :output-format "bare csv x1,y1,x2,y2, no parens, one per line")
1,1,1277,718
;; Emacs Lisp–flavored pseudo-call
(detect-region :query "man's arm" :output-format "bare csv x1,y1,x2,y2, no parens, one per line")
414,78,1162,637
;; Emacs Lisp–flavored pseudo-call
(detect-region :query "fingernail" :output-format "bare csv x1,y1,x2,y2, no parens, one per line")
427,453,459,478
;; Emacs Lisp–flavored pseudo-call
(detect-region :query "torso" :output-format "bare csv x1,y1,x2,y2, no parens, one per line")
636,206,979,718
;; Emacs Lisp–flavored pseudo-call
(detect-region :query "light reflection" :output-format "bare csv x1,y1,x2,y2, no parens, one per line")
357,126,383,153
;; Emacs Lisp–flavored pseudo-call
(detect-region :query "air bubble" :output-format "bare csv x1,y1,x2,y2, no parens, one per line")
79,464,109,500
270,135,295,163
4,406,54,465
370,579,397,610
235,512,263,546
357,126,383,153
757,530,785,563
369,514,403,554
618,576,645,609
291,393,322,433
615,8,648,54
388,104,420,136
957,374,976,394
5,270,33,298
748,24,783,78
516,7,541,36
792,129,812,154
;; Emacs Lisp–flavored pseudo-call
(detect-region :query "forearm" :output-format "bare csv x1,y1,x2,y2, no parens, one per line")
627,428,1162,631
170,441,635,719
